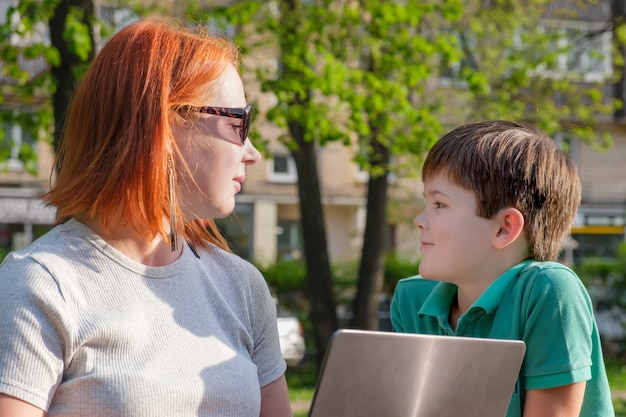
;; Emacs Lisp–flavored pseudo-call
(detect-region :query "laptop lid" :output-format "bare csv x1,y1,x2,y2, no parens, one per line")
308,329,526,417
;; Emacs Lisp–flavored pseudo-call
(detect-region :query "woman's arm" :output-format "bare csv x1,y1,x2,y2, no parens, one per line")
0,394,45,417
259,375,292,417
523,382,586,417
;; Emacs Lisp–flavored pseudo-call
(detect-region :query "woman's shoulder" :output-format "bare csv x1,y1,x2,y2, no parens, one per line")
197,244,268,290
1,223,75,271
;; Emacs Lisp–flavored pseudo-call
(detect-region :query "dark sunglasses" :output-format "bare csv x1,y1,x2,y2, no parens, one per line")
181,104,252,145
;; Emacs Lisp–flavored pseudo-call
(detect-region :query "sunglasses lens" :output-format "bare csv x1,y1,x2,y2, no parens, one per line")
241,107,252,143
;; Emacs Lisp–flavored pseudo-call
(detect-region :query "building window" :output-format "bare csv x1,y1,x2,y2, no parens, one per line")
276,220,302,261
440,23,612,85
553,131,579,165
354,154,398,183
537,24,612,82
268,154,297,183
1,122,35,172
438,31,476,87
215,204,254,260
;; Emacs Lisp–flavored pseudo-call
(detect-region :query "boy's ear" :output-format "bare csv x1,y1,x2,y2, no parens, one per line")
493,207,525,249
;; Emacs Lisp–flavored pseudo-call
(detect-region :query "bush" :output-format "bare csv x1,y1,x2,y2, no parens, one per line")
574,245,626,358
384,254,420,293
257,254,420,316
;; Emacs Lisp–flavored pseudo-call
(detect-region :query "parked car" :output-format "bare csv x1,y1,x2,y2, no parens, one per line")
276,311,306,367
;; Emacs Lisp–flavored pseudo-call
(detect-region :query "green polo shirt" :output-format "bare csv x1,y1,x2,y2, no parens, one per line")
390,259,614,417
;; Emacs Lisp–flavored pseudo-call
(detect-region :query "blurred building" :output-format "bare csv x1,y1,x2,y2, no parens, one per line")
0,0,55,252
1,0,625,266
546,0,626,263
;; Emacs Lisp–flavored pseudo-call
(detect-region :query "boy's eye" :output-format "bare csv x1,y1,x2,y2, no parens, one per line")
434,202,445,209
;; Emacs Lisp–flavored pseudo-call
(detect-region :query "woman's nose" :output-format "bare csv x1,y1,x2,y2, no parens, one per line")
244,140,262,165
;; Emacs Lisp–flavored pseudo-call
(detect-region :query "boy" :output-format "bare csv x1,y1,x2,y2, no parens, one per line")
391,121,614,417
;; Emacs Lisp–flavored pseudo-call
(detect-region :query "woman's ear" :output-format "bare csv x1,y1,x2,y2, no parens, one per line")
493,207,525,249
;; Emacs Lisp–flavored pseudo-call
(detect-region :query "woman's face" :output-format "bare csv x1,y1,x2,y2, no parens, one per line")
173,64,261,220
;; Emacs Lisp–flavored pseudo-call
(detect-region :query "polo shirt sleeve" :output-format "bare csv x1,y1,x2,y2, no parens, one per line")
390,276,438,333
520,264,594,390
390,278,413,332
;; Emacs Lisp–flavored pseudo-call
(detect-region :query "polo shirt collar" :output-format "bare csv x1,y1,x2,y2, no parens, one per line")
418,259,533,318
473,259,533,313
418,281,457,318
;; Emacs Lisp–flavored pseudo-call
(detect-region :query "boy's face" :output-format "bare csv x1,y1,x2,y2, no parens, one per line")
416,173,501,284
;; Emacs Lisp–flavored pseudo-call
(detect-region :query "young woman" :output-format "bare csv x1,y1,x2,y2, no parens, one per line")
0,19,292,417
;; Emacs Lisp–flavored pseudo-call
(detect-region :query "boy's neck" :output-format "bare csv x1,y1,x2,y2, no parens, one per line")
449,297,461,331
451,255,529,328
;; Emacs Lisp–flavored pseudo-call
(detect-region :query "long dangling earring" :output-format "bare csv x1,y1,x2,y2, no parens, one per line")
168,156,177,252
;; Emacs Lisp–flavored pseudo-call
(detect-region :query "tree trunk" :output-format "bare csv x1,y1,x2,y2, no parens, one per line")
288,119,338,370
352,137,390,330
612,0,626,119
49,0,95,153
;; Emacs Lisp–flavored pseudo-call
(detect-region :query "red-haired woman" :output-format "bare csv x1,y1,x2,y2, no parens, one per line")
0,19,292,417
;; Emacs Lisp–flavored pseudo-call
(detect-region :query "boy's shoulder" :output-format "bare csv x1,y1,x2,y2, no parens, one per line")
394,276,440,302
506,260,591,311
396,275,440,288
516,260,581,286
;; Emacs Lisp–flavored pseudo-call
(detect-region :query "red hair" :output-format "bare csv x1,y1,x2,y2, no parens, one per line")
45,19,240,250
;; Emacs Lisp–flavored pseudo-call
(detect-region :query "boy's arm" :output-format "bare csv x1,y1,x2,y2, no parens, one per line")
523,381,586,417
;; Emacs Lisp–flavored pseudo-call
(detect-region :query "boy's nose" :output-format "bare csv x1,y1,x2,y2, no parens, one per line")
413,213,425,229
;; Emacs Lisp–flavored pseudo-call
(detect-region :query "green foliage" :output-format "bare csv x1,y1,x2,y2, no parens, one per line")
575,256,620,287
0,0,145,170
211,0,461,173
0,0,66,170
259,254,419,309
258,258,307,294
443,0,617,145
0,246,9,263
383,254,420,292
0,109,54,174
573,245,626,356
574,243,626,290
64,6,92,61
607,357,626,390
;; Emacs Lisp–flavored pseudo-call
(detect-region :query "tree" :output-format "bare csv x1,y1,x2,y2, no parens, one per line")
4,0,621,369
0,0,97,166
211,0,465,363
49,0,96,153
241,0,344,367
316,1,464,329
438,0,617,140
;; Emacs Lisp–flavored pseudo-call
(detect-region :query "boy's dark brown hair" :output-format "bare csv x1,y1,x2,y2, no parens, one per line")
422,120,581,261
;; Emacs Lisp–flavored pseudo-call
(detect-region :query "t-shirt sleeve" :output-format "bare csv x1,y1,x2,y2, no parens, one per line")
520,265,594,390
247,266,286,387
0,253,69,410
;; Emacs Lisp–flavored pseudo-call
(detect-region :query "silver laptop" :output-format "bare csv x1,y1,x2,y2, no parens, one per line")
308,329,526,417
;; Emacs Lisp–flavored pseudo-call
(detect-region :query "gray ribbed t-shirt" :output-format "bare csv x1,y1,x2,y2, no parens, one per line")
0,219,286,416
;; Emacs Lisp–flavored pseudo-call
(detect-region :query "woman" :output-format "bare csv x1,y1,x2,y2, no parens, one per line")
0,19,292,417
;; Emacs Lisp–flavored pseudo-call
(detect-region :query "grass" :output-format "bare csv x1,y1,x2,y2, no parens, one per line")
287,356,626,415
607,357,626,390
607,357,626,416
286,361,317,416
